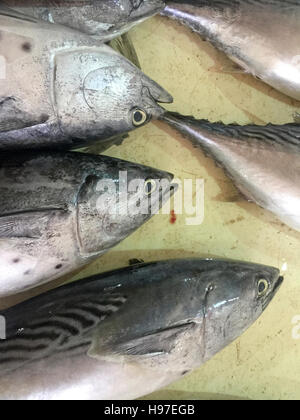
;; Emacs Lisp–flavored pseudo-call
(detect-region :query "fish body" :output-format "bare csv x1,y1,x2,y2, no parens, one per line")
0,151,175,296
162,111,300,231
0,8,172,151
3,0,165,41
0,258,282,400
162,0,300,101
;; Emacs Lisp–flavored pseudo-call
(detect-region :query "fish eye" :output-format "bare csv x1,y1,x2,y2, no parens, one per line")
144,179,157,195
132,108,148,127
257,278,269,297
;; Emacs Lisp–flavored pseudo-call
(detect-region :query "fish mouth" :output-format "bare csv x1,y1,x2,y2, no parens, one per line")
263,274,284,311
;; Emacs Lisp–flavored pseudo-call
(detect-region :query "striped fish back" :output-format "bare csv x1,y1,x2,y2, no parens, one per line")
0,290,127,375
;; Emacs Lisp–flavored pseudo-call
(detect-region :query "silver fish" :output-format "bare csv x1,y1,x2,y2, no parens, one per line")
0,258,282,400
162,0,300,101
0,151,175,297
0,8,172,151
161,111,300,231
3,0,165,41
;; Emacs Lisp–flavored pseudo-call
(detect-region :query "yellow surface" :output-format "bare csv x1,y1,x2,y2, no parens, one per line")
2,16,300,400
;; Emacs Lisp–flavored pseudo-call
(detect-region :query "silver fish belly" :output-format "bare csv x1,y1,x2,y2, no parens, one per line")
3,0,165,41
162,0,300,101
161,111,300,232
0,259,282,400
0,8,172,151
0,152,175,297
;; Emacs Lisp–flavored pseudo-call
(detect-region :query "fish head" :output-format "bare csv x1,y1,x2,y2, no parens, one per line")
68,47,173,143
76,156,177,257
195,260,283,362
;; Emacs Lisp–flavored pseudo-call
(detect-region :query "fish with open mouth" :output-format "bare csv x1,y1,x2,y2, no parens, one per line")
0,7,172,151
0,258,283,400
2,0,166,41
0,151,176,297
162,0,300,101
161,111,300,232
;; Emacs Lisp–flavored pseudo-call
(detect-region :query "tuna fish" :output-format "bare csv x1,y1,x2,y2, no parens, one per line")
0,7,172,151
0,151,175,297
0,258,283,400
161,111,300,231
3,0,165,41
162,0,300,101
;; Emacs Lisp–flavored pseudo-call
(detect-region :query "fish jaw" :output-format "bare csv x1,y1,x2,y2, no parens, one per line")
162,1,300,101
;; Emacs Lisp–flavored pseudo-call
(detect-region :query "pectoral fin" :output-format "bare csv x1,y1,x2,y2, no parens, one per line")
0,210,62,239
89,322,196,369
0,97,49,133
109,33,141,69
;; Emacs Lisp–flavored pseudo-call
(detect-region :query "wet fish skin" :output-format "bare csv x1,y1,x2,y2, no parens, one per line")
0,8,172,151
161,111,300,231
0,151,175,297
0,258,282,400
162,0,300,101
2,0,166,41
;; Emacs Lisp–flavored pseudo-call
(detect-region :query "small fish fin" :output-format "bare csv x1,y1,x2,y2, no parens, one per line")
109,33,141,69
129,258,145,266
0,5,38,23
78,134,129,154
0,97,49,133
213,191,246,203
209,61,246,75
0,210,62,239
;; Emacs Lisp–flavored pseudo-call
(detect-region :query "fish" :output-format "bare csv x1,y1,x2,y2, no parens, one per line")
3,0,165,41
161,111,300,232
0,151,176,297
162,0,300,101
0,7,172,152
0,258,283,400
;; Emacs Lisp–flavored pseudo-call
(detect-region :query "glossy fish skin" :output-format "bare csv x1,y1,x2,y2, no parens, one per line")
162,0,300,101
162,111,300,231
0,258,282,400
0,9,172,152
0,152,175,297
3,0,165,41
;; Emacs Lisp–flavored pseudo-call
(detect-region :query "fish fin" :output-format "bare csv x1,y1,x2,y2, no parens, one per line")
0,97,49,133
109,33,141,69
162,111,300,149
209,61,246,75
129,259,145,266
78,134,129,154
293,112,300,124
90,323,195,367
0,210,62,239
0,286,127,375
0,5,38,23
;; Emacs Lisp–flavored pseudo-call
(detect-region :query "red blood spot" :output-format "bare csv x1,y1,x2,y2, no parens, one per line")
170,210,177,224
